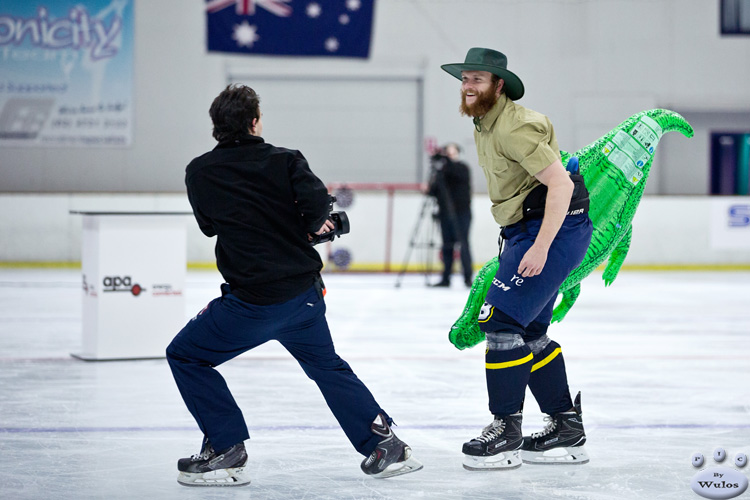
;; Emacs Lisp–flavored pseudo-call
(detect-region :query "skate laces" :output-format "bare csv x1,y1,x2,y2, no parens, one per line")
191,450,211,461
531,416,557,439
474,419,506,443
191,444,214,461
364,451,377,467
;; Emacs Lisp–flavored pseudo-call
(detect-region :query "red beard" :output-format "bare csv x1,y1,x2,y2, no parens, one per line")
460,86,499,118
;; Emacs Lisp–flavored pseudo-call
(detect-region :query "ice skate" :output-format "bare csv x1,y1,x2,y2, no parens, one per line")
176,438,251,487
521,392,589,465
462,413,523,471
361,414,423,478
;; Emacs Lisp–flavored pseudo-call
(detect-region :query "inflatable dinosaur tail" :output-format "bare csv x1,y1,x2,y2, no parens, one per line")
551,109,694,322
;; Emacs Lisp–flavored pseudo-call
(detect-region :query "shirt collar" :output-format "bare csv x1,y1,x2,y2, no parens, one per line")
215,134,264,149
475,93,508,133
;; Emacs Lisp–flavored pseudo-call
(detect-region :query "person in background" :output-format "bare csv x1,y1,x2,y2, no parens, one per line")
428,142,474,288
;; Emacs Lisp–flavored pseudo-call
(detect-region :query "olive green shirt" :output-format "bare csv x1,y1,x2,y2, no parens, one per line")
474,94,560,226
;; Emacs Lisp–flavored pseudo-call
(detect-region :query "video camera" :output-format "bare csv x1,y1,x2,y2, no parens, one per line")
429,148,449,172
309,194,350,246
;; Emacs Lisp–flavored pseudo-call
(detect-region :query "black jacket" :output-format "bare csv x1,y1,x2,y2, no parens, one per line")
428,156,472,215
186,135,329,304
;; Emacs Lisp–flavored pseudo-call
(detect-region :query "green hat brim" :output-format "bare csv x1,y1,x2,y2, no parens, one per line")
441,63,525,101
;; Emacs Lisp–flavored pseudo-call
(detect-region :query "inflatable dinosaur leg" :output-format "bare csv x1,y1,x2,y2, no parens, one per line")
603,226,632,286
551,283,581,323
449,256,499,350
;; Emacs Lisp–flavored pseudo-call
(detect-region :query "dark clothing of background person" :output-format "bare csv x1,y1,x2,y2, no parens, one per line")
428,154,473,286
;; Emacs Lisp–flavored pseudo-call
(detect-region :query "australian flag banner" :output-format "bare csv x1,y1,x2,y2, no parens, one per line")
206,0,376,58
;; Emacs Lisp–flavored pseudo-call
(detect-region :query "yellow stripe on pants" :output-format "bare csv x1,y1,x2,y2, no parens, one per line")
530,347,561,373
485,352,533,370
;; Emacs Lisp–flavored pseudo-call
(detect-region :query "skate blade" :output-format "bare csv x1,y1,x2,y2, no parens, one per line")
463,451,522,471
371,456,424,479
177,467,251,487
521,446,589,465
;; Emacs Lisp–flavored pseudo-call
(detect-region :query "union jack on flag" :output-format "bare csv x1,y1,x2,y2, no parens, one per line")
206,0,376,58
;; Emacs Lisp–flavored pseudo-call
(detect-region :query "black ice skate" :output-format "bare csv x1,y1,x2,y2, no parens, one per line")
176,437,250,487
462,413,523,470
361,414,423,478
521,391,589,465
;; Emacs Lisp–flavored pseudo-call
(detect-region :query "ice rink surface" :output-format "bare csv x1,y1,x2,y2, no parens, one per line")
1,267,749,500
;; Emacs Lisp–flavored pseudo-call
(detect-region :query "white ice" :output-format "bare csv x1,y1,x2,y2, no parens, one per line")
1,268,749,499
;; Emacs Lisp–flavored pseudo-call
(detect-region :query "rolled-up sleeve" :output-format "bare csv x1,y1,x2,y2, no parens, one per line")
503,119,560,176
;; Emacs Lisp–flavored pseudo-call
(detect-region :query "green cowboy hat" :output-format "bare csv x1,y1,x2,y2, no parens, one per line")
441,47,525,101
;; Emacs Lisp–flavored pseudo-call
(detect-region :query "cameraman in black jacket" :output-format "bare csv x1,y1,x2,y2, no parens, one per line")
428,143,474,287
166,84,422,487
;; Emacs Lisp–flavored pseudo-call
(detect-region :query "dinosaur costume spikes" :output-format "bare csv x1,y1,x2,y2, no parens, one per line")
449,109,694,350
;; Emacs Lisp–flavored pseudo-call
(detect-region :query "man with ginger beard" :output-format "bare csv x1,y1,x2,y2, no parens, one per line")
441,48,594,471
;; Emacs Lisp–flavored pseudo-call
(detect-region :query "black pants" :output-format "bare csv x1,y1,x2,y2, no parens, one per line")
439,210,472,283
166,284,386,455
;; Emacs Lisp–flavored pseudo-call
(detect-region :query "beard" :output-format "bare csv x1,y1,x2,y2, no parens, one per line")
460,86,499,118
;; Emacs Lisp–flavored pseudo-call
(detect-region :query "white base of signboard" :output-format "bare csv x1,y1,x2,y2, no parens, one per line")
72,212,191,361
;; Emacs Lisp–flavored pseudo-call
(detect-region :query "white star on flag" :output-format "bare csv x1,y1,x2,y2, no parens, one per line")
346,0,361,11
233,21,260,47
325,37,339,52
339,13,350,24
306,2,321,18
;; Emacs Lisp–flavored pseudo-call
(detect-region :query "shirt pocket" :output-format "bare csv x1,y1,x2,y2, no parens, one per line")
483,156,521,201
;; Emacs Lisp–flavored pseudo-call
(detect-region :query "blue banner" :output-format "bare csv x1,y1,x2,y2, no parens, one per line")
206,0,375,58
0,0,134,148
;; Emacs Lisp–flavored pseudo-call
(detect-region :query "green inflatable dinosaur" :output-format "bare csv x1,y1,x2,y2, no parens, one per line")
449,108,694,350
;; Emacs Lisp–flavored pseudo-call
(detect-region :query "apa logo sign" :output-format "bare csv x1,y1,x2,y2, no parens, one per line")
102,276,145,296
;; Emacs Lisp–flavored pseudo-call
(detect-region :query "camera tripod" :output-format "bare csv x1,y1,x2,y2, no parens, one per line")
394,192,442,288
395,161,465,288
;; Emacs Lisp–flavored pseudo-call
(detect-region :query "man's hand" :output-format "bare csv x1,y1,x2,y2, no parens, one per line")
518,243,548,277
517,159,574,277
308,219,335,241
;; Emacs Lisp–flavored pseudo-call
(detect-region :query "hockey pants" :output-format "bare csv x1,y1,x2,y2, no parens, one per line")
480,214,592,417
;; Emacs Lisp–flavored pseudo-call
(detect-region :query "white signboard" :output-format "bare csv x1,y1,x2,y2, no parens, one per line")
76,213,189,360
